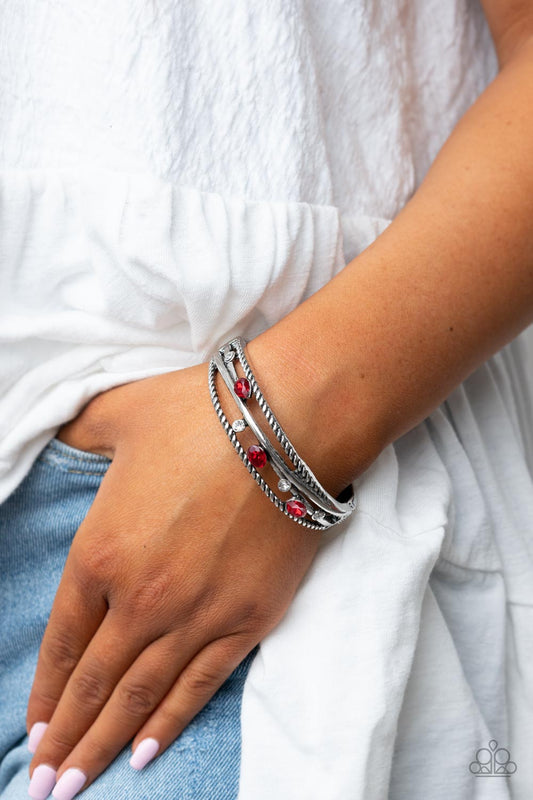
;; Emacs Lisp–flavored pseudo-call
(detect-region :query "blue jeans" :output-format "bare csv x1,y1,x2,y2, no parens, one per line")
0,437,258,799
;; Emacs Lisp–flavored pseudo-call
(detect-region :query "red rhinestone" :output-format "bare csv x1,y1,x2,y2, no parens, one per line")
286,498,307,517
234,378,251,399
247,445,267,468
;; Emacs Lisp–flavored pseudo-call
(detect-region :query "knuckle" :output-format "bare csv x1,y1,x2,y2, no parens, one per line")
40,726,76,757
180,660,223,699
81,731,117,763
67,543,114,594
231,598,270,630
78,542,115,583
117,681,159,718
127,573,174,620
44,628,81,674
70,668,111,709
29,686,61,713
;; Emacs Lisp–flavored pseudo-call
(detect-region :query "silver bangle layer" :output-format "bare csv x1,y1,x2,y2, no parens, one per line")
208,335,357,531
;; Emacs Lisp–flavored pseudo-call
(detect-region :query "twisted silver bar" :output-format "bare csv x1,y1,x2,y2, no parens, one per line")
208,336,357,531
230,336,356,515
214,351,340,519
208,358,329,530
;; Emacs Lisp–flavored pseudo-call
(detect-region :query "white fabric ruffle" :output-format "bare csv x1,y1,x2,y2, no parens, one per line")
0,166,389,505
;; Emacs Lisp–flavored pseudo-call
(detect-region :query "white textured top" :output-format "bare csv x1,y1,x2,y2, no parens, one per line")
4,2,533,798
0,0,497,501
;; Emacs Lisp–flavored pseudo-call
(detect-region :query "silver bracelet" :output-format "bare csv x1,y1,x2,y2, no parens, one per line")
221,337,353,517
208,336,357,531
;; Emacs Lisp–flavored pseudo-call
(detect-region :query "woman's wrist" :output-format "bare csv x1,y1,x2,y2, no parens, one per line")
244,319,388,499
244,38,533,496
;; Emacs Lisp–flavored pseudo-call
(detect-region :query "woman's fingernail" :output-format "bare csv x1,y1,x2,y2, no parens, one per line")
51,768,87,800
28,764,56,799
28,722,48,754
129,737,160,770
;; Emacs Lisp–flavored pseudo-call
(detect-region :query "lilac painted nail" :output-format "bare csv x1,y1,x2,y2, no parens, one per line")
129,737,160,770
28,722,48,754
51,768,87,800
28,764,56,800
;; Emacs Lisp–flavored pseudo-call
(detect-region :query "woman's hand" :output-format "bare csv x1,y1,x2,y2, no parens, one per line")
26,353,327,798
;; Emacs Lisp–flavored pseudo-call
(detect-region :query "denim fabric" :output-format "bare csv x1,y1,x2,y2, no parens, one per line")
0,437,258,799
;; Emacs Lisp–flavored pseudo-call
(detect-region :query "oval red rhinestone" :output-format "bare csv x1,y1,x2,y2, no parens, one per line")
286,498,307,517
234,378,251,399
247,444,267,468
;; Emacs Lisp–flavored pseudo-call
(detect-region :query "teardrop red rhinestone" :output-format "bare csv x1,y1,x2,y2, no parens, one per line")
247,445,267,468
234,378,251,399
286,498,307,517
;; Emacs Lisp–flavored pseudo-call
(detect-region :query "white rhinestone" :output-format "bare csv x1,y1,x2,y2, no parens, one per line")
232,419,246,432
277,478,291,492
312,510,326,522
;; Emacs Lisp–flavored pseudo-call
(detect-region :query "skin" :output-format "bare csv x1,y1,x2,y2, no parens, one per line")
27,366,326,788
27,3,533,796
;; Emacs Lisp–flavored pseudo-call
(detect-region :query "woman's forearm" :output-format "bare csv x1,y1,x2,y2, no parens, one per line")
246,36,533,497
